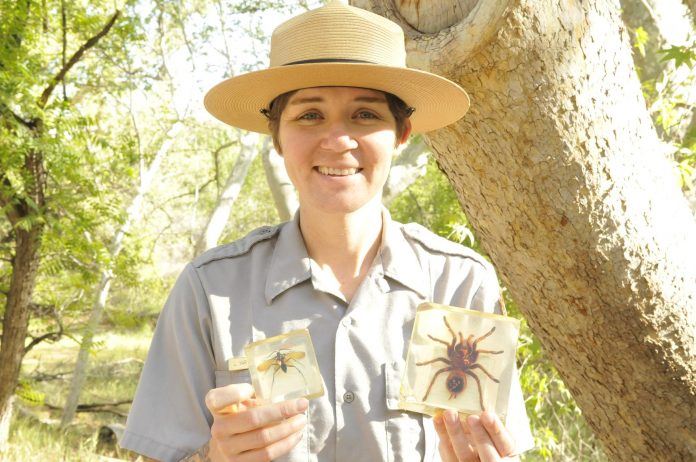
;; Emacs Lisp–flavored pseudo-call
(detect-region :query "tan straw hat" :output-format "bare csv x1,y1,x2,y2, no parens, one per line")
204,1,470,134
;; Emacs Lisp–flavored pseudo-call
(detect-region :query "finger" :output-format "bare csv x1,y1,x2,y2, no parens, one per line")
228,398,309,433
233,427,305,462
220,413,306,453
480,411,516,458
433,413,457,462
206,383,256,414
443,410,478,462
467,414,500,461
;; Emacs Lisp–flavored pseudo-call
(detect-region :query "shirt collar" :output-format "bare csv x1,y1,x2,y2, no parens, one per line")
265,212,312,304
264,207,429,304
379,208,429,298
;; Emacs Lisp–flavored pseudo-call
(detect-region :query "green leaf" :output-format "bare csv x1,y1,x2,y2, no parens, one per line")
658,45,696,69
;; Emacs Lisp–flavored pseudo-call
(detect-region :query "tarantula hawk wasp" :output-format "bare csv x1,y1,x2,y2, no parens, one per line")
416,316,503,411
257,348,307,395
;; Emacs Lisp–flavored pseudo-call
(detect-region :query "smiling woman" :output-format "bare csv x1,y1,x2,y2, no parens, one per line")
277,87,407,217
120,2,533,462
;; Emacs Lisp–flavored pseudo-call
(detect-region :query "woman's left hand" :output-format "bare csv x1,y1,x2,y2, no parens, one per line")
434,410,519,462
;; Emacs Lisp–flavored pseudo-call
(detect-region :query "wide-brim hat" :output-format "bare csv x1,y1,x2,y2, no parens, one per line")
204,1,470,134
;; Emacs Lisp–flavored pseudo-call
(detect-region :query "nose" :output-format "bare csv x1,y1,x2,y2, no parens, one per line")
320,122,358,152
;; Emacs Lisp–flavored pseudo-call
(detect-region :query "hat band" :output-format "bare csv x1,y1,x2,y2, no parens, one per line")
283,58,375,66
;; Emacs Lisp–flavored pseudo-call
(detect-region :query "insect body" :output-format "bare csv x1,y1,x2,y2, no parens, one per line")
257,349,307,394
416,316,503,410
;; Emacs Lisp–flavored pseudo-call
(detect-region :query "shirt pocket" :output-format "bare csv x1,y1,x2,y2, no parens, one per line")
384,361,434,462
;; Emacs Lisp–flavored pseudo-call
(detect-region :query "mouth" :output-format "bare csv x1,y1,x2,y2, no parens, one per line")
316,166,362,176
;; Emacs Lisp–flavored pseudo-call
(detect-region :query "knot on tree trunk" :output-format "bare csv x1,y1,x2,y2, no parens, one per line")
396,0,478,33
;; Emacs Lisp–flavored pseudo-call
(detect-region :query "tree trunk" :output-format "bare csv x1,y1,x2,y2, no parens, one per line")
261,138,299,222
0,226,43,450
194,131,261,254
382,137,428,206
354,1,696,460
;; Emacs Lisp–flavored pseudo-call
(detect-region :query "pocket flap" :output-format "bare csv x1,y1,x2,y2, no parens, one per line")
214,369,251,388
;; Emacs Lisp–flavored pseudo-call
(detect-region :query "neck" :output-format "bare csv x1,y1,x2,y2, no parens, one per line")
299,201,384,300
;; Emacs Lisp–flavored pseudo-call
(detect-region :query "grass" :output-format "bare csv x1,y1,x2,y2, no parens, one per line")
7,327,152,461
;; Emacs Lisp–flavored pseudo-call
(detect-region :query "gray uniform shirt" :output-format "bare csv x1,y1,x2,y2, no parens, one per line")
121,210,534,461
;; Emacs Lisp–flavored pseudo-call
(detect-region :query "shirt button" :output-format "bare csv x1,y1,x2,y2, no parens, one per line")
343,391,355,403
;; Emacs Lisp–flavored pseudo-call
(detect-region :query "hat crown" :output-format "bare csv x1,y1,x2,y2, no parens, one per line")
270,1,406,68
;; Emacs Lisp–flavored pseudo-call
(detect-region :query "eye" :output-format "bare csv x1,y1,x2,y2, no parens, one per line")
354,110,380,120
298,110,322,121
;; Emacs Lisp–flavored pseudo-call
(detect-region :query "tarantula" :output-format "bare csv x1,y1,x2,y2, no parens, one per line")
416,316,503,411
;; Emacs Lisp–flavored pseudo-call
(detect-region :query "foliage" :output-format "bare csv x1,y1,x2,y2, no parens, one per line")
5,0,692,459
628,25,696,193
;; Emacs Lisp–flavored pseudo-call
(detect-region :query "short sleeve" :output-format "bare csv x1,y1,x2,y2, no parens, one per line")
120,264,215,462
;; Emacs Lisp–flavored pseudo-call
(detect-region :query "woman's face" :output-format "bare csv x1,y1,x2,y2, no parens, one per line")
278,87,410,216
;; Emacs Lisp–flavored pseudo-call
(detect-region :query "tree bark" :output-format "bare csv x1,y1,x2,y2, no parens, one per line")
194,131,261,254
382,137,428,206
0,226,43,449
261,139,299,222
354,0,696,460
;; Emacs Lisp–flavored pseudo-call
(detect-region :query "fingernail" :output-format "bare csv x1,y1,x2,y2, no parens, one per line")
445,410,458,425
295,398,309,412
467,414,480,427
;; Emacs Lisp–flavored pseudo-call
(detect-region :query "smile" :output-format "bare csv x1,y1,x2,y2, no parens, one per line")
316,167,361,176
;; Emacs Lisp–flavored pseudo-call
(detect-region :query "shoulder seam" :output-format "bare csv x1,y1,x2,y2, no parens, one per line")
401,222,489,269
192,224,280,268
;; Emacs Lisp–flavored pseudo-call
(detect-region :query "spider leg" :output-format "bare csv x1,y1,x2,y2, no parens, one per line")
477,349,504,355
426,334,451,347
473,326,497,347
422,366,452,401
464,370,486,411
469,364,500,383
443,316,456,339
416,357,451,366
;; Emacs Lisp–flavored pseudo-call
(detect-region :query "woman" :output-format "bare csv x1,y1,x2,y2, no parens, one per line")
121,2,534,461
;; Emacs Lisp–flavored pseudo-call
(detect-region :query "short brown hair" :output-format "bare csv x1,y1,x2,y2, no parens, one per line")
263,90,413,153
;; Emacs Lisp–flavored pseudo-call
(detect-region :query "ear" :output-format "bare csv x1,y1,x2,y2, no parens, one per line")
398,119,412,146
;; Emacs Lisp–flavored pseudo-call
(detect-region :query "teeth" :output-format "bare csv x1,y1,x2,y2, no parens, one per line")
318,167,358,176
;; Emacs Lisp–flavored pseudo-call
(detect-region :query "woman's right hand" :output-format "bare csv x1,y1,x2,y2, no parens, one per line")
203,383,308,462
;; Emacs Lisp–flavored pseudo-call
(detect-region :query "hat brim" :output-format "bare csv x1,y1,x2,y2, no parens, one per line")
204,63,469,134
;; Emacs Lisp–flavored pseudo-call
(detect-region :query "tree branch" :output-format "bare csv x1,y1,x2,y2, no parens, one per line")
38,10,121,108
0,172,26,226
0,101,35,130
44,400,130,417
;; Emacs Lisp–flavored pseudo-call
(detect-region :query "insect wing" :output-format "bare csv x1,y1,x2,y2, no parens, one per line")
257,357,276,372
284,351,306,361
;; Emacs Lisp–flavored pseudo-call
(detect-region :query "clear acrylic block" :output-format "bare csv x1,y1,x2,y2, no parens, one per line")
244,329,324,403
399,303,520,422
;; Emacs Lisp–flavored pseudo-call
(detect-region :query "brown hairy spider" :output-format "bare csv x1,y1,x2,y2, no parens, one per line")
416,315,503,411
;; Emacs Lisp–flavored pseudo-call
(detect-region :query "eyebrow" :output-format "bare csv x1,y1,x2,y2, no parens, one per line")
289,95,388,105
